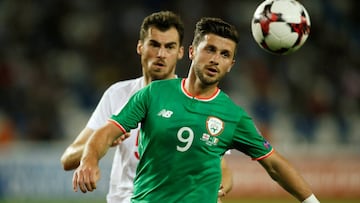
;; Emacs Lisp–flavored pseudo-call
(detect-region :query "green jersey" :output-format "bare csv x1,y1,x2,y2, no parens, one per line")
110,78,273,203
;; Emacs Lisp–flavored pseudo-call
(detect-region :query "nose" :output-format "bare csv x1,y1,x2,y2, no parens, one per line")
210,53,220,65
157,47,167,58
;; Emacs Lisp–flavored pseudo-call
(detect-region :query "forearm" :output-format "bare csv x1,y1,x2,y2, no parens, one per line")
271,162,313,201
61,128,94,170
220,159,233,194
61,145,83,170
81,122,125,165
221,172,232,194
259,151,318,202
81,125,115,164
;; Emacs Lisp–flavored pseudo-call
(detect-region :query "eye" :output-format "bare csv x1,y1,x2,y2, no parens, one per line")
149,40,161,48
221,51,231,58
205,46,216,53
165,44,177,50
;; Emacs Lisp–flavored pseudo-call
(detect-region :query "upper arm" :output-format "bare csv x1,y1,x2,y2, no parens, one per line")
257,150,293,180
232,114,273,159
100,121,126,146
110,85,150,132
258,150,280,172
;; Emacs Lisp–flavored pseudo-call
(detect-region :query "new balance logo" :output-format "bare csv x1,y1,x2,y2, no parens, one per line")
157,109,173,118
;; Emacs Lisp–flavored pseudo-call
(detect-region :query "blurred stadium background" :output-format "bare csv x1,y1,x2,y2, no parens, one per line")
0,0,359,202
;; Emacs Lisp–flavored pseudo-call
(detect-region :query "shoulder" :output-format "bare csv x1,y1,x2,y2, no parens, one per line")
218,91,244,111
213,91,248,122
135,78,182,99
105,77,144,95
150,78,181,85
108,77,143,90
147,78,181,89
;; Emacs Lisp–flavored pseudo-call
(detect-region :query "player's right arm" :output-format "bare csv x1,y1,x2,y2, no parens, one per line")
60,127,94,171
73,121,128,193
61,127,127,171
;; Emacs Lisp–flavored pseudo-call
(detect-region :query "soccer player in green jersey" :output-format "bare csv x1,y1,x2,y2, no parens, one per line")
62,11,232,202
72,17,320,203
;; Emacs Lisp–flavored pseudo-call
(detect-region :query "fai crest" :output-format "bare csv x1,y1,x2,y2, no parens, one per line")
206,117,224,136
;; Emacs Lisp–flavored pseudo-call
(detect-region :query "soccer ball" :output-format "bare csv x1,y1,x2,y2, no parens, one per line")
251,0,311,55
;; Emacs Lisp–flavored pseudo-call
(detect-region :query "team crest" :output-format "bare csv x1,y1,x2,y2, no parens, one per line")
206,116,224,136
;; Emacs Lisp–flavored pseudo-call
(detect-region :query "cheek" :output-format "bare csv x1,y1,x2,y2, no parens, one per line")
142,47,156,56
171,52,182,60
141,53,152,66
142,50,156,61
193,53,206,62
220,61,233,73
167,56,179,68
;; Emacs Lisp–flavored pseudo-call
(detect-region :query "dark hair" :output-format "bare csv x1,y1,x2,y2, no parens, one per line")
139,11,184,45
192,17,239,47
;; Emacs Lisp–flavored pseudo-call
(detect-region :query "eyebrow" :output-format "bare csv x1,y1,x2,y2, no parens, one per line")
149,39,178,46
206,44,232,55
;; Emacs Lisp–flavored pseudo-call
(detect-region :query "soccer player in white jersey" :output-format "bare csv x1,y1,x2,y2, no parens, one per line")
61,11,232,203
72,17,320,203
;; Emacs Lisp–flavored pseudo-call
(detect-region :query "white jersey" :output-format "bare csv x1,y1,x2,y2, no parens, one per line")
87,77,145,203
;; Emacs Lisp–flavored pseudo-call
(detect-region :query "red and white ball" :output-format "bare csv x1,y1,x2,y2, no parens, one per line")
251,0,311,55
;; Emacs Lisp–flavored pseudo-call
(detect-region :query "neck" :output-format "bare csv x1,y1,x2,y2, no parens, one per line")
184,70,219,99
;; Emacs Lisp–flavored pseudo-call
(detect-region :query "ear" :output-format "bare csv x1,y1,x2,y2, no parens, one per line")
227,59,235,72
136,40,142,55
188,45,194,60
177,46,185,60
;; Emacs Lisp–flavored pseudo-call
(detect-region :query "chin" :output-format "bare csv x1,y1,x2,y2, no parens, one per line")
151,73,168,80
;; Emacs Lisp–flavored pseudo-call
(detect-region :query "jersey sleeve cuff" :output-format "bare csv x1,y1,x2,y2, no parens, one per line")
252,148,274,161
108,119,127,134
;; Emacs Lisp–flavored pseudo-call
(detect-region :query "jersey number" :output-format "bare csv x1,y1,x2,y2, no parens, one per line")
176,127,194,152
135,127,195,154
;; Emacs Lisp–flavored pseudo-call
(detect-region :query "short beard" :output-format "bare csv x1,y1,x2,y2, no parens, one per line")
150,71,172,81
194,66,219,86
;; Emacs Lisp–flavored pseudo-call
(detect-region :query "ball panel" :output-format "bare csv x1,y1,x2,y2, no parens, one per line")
280,33,300,47
271,1,303,23
269,22,292,38
251,22,265,44
264,34,282,50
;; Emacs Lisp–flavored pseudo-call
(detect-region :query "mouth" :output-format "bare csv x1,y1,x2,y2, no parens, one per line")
205,66,219,76
153,61,166,68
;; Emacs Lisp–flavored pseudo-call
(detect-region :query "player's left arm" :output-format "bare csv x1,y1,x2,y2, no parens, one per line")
258,150,320,203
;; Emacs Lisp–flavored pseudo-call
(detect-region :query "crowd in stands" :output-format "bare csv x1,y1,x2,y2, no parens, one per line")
0,0,358,151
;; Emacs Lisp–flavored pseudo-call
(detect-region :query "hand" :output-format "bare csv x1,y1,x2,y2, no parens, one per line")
218,185,226,198
217,184,226,203
110,132,130,147
72,161,100,193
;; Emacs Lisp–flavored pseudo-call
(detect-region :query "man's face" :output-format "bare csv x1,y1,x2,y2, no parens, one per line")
189,34,236,85
137,27,184,80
